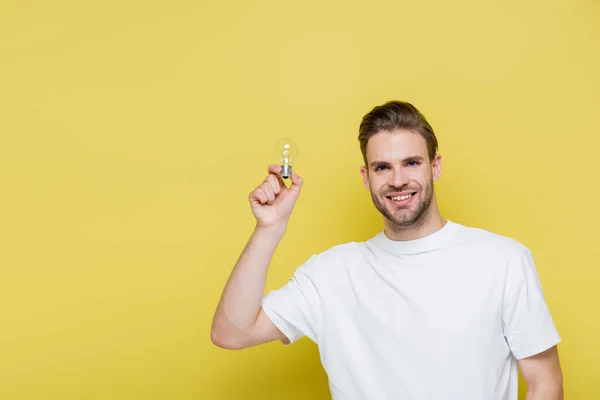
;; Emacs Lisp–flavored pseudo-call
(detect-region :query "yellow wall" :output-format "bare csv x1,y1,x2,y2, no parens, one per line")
1,0,598,398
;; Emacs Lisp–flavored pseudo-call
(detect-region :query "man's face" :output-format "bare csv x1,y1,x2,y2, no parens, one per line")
360,129,442,228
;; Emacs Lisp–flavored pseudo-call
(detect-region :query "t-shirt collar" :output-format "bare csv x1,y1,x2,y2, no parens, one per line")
370,219,460,256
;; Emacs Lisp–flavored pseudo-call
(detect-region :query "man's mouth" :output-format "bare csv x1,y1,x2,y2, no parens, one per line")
386,192,416,205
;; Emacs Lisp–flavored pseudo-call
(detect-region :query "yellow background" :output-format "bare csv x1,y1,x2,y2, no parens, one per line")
1,0,598,398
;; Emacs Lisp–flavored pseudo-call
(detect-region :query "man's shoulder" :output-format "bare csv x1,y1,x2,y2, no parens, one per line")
295,240,365,276
455,222,530,258
313,240,365,262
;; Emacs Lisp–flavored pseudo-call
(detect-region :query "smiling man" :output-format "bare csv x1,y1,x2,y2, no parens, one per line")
211,101,564,399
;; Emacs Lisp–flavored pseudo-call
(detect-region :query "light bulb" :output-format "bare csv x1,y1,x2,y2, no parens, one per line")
274,137,299,179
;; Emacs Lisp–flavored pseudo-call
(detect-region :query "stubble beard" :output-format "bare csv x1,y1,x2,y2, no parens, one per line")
370,178,434,232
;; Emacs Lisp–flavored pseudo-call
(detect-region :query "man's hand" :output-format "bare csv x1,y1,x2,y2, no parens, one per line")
249,164,303,230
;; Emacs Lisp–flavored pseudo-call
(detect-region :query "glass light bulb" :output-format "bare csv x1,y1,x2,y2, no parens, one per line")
274,137,299,179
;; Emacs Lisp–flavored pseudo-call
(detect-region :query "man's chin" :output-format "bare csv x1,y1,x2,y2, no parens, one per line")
388,203,430,225
390,217,417,227
388,205,414,216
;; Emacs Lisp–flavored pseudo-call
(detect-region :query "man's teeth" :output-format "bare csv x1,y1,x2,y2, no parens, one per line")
390,194,412,201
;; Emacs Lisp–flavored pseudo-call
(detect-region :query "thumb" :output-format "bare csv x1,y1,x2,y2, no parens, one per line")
288,170,303,195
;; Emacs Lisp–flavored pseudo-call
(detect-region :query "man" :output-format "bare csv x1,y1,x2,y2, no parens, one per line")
211,101,564,399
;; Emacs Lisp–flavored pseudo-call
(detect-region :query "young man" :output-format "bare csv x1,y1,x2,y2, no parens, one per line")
211,101,564,399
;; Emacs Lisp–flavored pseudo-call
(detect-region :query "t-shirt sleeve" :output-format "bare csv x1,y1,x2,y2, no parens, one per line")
261,255,324,345
502,249,562,360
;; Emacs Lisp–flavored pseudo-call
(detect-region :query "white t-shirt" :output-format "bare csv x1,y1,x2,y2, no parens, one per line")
261,220,561,399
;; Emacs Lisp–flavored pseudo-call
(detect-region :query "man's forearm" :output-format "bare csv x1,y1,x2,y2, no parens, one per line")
212,224,285,333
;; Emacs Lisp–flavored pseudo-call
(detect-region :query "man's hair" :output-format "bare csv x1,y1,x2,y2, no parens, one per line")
358,100,439,166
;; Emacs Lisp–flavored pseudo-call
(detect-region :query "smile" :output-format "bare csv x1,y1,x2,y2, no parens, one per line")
390,194,412,201
386,192,416,205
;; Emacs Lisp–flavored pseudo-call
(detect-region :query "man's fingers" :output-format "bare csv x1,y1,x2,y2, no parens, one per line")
250,165,286,206
267,164,287,188
266,164,301,190
267,164,282,175
260,182,276,203
290,170,303,189
250,187,268,204
266,174,281,195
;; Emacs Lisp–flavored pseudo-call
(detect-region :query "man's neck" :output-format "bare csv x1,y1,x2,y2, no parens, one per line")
384,208,446,242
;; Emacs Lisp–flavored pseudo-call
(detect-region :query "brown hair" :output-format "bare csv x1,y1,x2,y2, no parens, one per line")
358,100,438,166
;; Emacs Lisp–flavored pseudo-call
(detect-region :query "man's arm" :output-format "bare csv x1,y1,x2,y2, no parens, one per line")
211,226,289,349
210,165,303,350
518,345,564,400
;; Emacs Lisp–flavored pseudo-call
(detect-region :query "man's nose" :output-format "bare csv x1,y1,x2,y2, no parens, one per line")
389,167,409,188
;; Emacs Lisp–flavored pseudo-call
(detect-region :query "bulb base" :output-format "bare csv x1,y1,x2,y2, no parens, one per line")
281,164,292,179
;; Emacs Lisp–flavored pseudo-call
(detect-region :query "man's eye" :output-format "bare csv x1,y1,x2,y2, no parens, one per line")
407,161,420,167
375,165,388,171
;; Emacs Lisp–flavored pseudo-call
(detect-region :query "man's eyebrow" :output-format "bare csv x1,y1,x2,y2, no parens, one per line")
369,160,387,168
369,155,424,168
404,155,425,162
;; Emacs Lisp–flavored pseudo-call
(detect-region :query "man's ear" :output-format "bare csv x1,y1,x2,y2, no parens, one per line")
432,153,442,182
360,166,370,190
